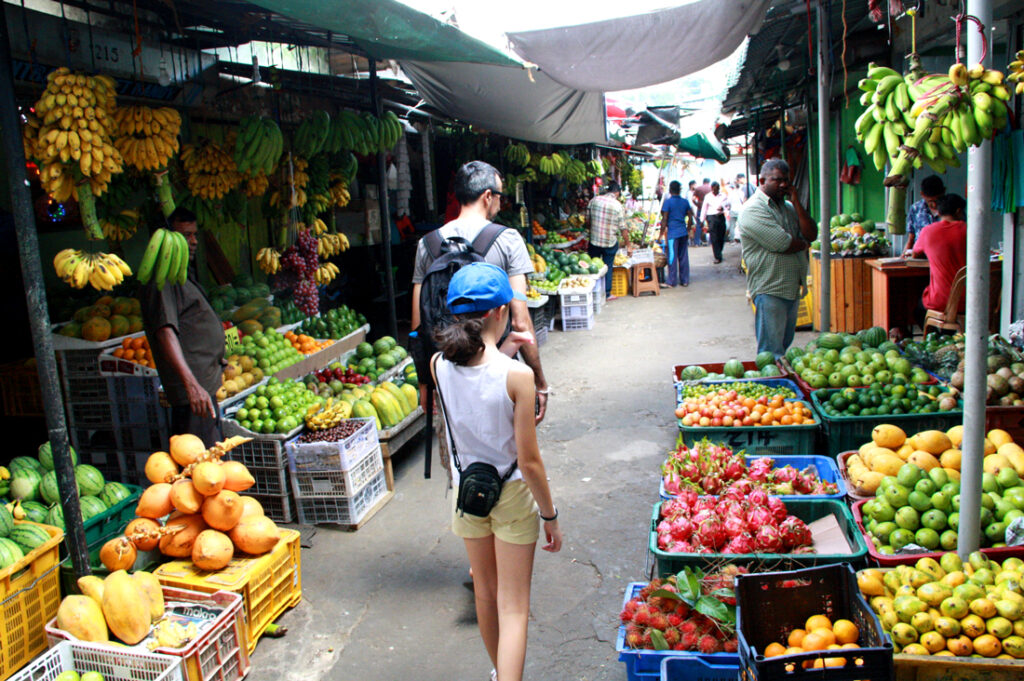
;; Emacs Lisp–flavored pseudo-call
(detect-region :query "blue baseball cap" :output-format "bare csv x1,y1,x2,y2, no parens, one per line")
447,263,526,315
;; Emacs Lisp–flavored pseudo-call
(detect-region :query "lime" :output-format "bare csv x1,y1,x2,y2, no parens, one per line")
890,528,915,551
262,420,276,434
921,509,948,531
915,528,940,550
895,506,920,531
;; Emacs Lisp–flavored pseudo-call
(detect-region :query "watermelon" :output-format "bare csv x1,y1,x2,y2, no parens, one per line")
8,456,43,475
37,441,78,471
46,504,64,531
878,341,900,353
679,365,708,381
0,504,12,538
19,501,48,524
817,333,844,350
40,469,77,506
723,360,746,379
99,482,132,508
74,465,105,497
79,496,107,521
9,523,51,554
840,333,860,347
859,326,887,347
743,370,761,378
760,364,782,377
0,537,24,569
10,469,43,501
755,351,776,370
785,346,805,363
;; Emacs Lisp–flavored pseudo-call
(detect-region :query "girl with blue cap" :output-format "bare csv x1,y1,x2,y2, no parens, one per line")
430,262,562,681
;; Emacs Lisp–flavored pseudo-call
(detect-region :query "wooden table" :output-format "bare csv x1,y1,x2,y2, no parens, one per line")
811,255,873,332
866,258,1001,332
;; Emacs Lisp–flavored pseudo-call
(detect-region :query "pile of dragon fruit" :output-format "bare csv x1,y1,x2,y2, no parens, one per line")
619,566,744,652
662,439,838,496
656,488,815,554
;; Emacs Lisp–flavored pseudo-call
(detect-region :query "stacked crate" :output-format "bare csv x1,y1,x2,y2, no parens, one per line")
559,289,595,331
56,349,121,480
108,375,171,485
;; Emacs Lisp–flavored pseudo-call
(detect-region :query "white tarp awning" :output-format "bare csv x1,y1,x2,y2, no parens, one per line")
401,60,607,145
504,0,771,92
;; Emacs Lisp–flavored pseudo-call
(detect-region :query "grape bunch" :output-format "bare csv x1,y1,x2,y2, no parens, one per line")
294,279,319,316
281,248,307,277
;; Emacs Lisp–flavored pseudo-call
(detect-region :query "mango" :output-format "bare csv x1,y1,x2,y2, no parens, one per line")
916,430,953,455
57,595,108,642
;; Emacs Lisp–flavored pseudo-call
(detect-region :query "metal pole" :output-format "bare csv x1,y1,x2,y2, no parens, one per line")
369,58,398,339
958,0,992,560
817,3,831,333
0,8,89,576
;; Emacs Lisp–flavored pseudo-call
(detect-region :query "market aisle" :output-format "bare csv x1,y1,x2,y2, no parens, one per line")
246,242,789,681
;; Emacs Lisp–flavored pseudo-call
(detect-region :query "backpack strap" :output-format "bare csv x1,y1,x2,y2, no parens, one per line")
470,222,507,256
424,229,446,260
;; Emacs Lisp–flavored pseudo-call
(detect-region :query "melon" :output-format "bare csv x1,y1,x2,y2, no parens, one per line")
722,360,745,379
0,537,25,569
74,465,106,497
0,505,13,538
108,315,130,337
46,504,65,530
760,364,782,377
679,365,708,381
37,441,78,471
79,496,108,521
817,333,844,350
9,523,51,554
99,482,133,508
10,468,43,501
858,326,887,348
40,470,76,505
19,501,47,524
9,456,43,475
755,351,776,370
81,317,112,342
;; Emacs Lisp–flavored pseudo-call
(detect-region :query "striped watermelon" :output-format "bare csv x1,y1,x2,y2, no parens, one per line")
46,504,64,531
37,441,78,471
10,468,43,501
39,469,79,506
19,501,48,524
74,464,105,497
0,505,12,537
9,523,51,554
79,496,107,522
8,456,43,475
99,482,132,508
0,537,24,569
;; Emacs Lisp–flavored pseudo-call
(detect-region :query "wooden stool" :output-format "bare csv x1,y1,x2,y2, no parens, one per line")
631,263,660,297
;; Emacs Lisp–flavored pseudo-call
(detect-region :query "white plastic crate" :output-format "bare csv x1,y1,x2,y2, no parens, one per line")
562,315,595,332
295,469,388,525
559,290,595,307
10,641,183,681
561,303,591,319
285,418,378,471
289,445,383,498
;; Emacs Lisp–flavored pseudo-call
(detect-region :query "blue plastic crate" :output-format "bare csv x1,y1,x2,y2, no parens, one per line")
660,455,846,501
617,582,739,681
677,400,819,458
675,378,805,406
660,655,740,681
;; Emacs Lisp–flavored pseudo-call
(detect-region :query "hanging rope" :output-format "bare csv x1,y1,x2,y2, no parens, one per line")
805,0,814,73
953,12,987,64
131,0,144,75
841,0,849,108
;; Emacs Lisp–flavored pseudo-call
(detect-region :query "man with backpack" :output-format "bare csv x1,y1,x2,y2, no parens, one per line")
410,161,549,476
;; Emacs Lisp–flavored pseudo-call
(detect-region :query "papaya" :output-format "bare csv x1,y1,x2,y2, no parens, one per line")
59,322,82,338
232,303,264,323
127,315,144,333
101,570,151,644
400,383,419,412
88,304,111,319
236,320,263,335
380,381,413,414
108,315,129,337
77,575,105,606
81,317,112,342
370,390,402,427
57,594,108,642
132,571,165,622
110,297,134,316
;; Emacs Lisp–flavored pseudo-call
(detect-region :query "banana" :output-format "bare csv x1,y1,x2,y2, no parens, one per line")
875,74,903,97
867,64,901,80
172,230,189,284
948,63,969,87
137,228,167,284
152,231,175,290
864,122,884,154
857,77,878,92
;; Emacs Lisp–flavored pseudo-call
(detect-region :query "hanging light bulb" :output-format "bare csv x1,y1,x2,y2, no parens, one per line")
157,59,172,87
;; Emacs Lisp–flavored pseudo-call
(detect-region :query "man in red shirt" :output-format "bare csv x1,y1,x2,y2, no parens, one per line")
911,193,967,328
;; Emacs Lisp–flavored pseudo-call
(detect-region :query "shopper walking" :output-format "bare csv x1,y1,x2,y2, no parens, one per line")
700,182,731,264
738,159,817,358
658,181,695,287
726,181,745,243
431,262,562,681
587,181,628,300
692,177,712,247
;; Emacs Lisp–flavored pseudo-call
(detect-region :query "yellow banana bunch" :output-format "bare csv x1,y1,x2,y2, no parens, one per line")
101,209,141,241
1008,50,1024,95
147,620,199,650
328,179,351,207
310,218,329,235
268,153,309,209
113,106,181,170
0,466,10,480
243,170,270,197
317,232,349,258
53,248,132,290
531,252,547,273
257,247,282,274
313,262,339,285
304,397,353,429
181,140,241,200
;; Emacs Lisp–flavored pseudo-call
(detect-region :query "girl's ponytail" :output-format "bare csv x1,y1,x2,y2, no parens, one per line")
433,314,486,365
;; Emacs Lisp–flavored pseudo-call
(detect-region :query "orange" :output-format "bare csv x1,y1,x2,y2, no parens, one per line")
787,629,807,648
833,619,859,644
811,628,837,646
131,336,145,350
122,349,135,360
113,348,125,358
765,642,786,657
783,646,804,656
806,615,833,632
801,631,829,652
121,337,132,349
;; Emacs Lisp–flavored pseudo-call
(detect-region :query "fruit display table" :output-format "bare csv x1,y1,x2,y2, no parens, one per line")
378,406,427,490
811,254,874,333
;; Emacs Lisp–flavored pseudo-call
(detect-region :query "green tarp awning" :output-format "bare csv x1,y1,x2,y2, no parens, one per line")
248,0,521,65
677,132,729,163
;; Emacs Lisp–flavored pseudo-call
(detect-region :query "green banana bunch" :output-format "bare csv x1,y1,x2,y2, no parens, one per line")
854,63,918,172
294,110,331,158
504,142,530,168
586,159,604,178
235,116,284,176
136,227,189,290
563,158,588,185
332,151,359,182
378,110,404,151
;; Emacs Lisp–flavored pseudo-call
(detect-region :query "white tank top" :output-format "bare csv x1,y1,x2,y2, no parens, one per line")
435,353,522,485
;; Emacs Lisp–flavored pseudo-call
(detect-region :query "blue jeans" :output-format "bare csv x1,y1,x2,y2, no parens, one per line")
665,235,689,286
588,243,618,294
754,293,800,358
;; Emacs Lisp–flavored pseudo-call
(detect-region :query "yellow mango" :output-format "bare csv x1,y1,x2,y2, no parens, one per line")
101,570,150,645
57,595,108,642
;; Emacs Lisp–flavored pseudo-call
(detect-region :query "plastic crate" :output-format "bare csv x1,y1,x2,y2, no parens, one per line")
107,375,163,403
289,445,383,498
850,499,1024,566
736,564,893,681
809,391,963,457
64,376,111,403
675,378,805,406
592,277,606,314
616,582,739,681
68,483,144,558
155,529,302,655
1,522,64,681
46,587,248,681
660,655,742,681
836,451,872,502
221,435,291,469
59,549,166,600
57,349,105,379
560,290,595,308
677,401,819,458
295,469,388,525
0,360,44,418
612,266,630,296
111,392,169,428
67,401,114,429
659,455,846,501
244,464,289,497
649,499,870,577
8,641,183,681
286,419,377,471
246,493,294,524
561,315,595,332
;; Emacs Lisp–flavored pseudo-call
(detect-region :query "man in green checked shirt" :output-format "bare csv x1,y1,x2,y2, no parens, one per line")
738,159,818,358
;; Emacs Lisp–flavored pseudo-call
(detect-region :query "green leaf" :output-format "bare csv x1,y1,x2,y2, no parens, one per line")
710,587,736,600
695,595,735,625
650,588,683,602
650,629,669,651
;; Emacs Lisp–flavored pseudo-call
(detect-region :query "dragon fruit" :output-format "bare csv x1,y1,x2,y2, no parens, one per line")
767,496,788,522
723,533,755,554
722,514,748,540
793,473,815,494
669,517,694,541
746,505,774,528
779,516,813,549
748,458,773,481
747,488,769,508
722,459,745,481
676,488,699,508
770,465,798,484
693,497,717,514
700,474,724,495
754,524,783,552
696,516,726,550
667,539,694,553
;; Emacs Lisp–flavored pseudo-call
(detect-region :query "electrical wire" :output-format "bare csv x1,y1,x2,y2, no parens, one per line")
841,0,849,109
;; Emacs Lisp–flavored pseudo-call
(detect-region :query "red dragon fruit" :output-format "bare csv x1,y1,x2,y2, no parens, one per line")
667,539,694,553
676,488,699,508
669,517,694,541
779,516,813,549
748,488,769,508
770,465,798,484
661,499,686,519
722,514,749,540
748,457,773,481
723,532,755,554
693,497,717,514
793,472,815,494
700,474,724,494
692,508,717,527
754,524,783,552
767,496,788,522
746,505,774,528
717,498,746,520
663,470,683,496
722,458,746,481
658,533,671,550
680,462,701,482
695,516,726,550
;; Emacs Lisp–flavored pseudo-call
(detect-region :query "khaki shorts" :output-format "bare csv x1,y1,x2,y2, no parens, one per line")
452,479,540,545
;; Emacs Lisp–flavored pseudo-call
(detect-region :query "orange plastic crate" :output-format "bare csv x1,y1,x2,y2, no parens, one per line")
1,522,64,681
154,530,301,655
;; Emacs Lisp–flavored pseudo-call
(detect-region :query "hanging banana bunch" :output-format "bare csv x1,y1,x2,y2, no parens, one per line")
113,106,181,171
313,262,339,285
243,170,270,197
504,142,530,168
268,153,309,209
316,232,349,258
256,247,282,274
181,139,242,200
101,209,141,241
1006,50,1024,94
53,248,132,290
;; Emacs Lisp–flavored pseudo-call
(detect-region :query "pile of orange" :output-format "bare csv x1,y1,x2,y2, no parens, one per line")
111,336,155,369
763,614,864,669
284,331,332,355
747,397,815,427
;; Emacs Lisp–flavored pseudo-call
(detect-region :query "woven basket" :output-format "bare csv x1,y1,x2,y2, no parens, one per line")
654,251,668,268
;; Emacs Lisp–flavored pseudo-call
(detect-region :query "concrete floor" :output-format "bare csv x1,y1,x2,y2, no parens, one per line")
247,242,813,681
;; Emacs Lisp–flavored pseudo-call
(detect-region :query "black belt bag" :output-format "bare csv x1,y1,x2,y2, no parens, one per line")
432,356,517,517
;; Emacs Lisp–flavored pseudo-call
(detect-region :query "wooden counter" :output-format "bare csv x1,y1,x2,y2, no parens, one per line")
810,255,873,333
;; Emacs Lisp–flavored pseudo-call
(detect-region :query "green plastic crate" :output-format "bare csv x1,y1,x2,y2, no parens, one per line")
677,400,819,457
58,484,143,561
648,498,869,577
809,390,962,457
